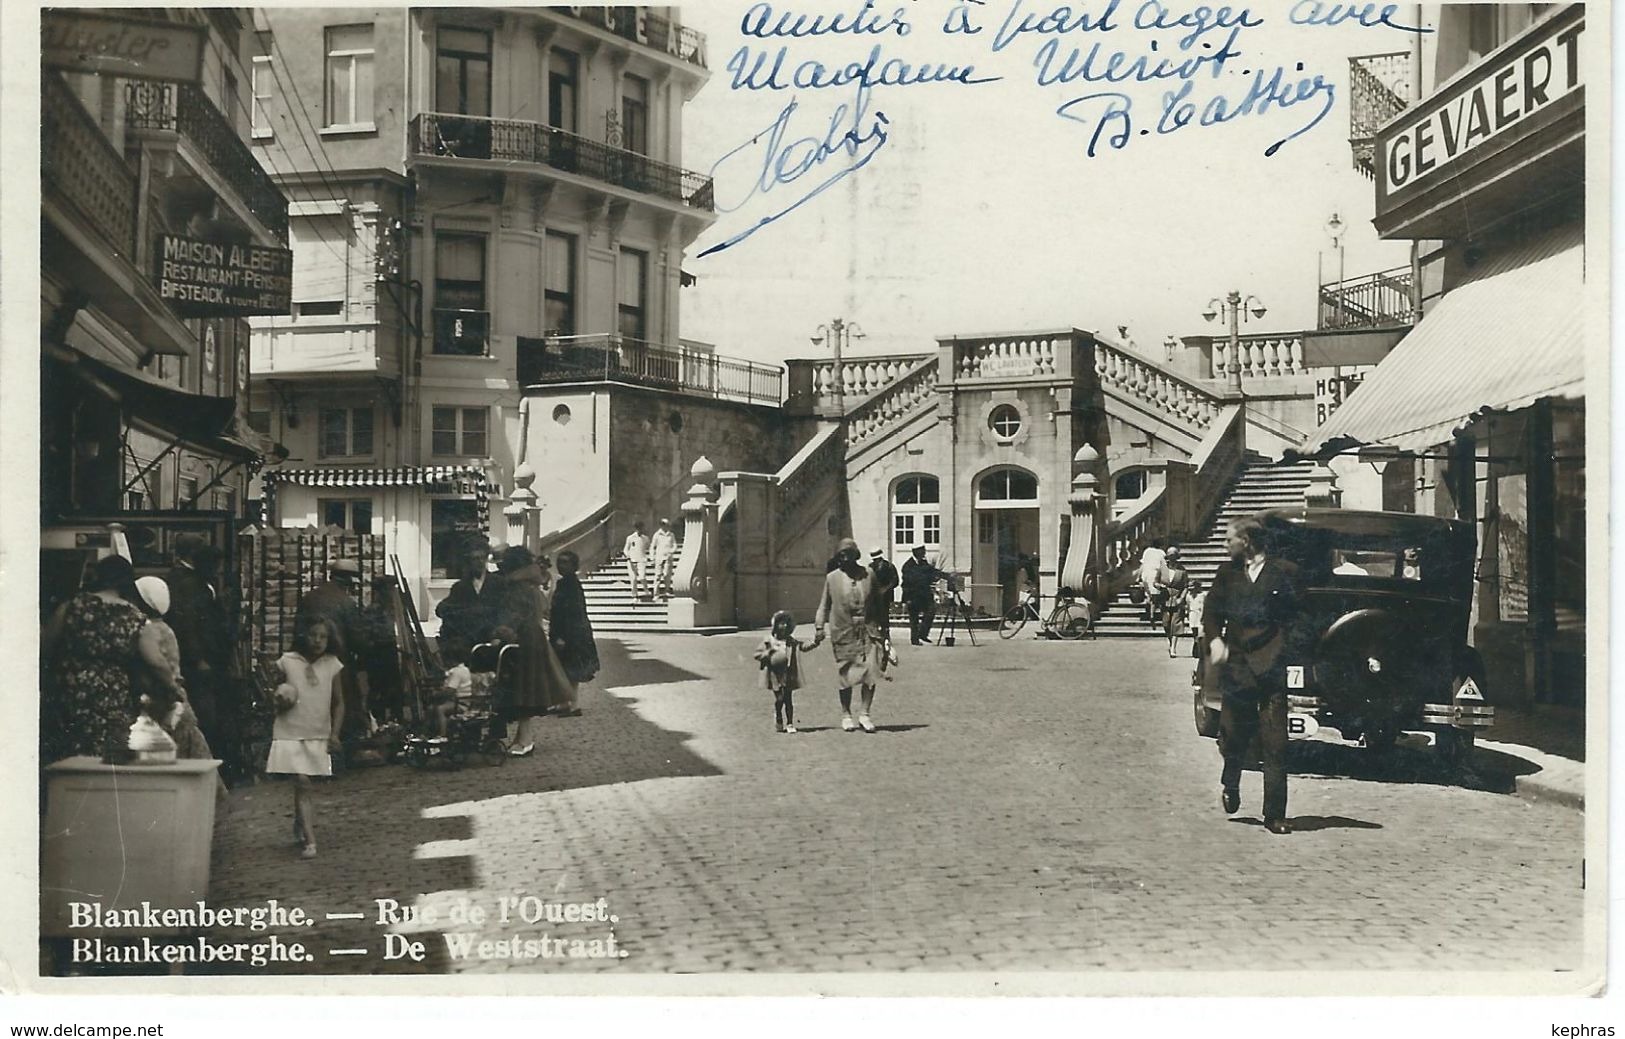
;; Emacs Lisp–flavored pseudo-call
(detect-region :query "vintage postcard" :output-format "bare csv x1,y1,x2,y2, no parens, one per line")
4,0,1610,1006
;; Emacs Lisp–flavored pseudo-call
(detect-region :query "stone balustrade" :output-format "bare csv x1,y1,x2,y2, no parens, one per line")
847,360,939,449
1094,340,1222,433
798,353,932,413
951,334,1064,380
1209,335,1307,381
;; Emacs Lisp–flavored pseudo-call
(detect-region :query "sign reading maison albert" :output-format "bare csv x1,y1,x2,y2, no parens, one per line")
157,234,293,317
42,12,205,84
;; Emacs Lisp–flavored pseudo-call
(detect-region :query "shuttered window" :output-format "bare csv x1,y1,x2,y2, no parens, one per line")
291,213,349,317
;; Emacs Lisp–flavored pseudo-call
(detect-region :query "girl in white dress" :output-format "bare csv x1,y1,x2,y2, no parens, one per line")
268,618,345,859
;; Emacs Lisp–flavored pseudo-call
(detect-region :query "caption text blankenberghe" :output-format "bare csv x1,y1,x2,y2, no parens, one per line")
62,896,627,967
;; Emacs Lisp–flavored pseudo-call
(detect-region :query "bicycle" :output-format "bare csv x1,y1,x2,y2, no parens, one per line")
998,585,1093,640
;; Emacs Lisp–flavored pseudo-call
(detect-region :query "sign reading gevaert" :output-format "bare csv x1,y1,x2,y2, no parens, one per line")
158,235,292,317
1384,12,1583,195
42,12,205,84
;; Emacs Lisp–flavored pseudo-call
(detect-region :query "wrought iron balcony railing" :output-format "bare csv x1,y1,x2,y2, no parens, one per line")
433,309,491,357
518,334,782,406
125,81,290,244
409,112,716,212
43,72,137,259
1349,52,1412,179
1318,265,1415,330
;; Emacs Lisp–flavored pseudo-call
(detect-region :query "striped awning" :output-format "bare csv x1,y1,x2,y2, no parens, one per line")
264,464,492,491
1301,222,1584,456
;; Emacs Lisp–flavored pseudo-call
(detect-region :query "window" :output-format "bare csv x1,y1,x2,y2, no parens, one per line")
291,212,349,318
318,497,374,534
251,45,274,138
436,28,491,116
892,475,941,555
977,468,1038,504
430,499,481,579
432,406,489,457
318,406,374,458
989,404,1022,440
324,24,374,128
618,248,648,341
622,74,649,155
434,232,488,355
545,231,576,335
548,50,578,132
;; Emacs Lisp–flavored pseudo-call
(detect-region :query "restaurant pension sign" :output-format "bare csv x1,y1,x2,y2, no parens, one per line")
157,235,293,317
42,12,205,83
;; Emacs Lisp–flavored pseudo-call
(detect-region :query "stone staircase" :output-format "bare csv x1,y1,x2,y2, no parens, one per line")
576,547,739,634
1093,456,1319,638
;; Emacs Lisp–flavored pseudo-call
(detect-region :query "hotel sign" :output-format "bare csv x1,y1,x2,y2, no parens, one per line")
42,12,205,83
157,235,293,317
1381,8,1583,199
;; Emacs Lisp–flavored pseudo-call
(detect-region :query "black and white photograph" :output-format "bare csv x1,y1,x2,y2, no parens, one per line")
9,0,1610,1011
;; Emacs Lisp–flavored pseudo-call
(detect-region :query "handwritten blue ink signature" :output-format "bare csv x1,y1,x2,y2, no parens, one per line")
699,83,891,257
1057,63,1336,157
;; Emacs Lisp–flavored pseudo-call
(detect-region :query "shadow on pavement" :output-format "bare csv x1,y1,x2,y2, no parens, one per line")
1229,815,1384,832
1268,738,1524,795
596,635,710,692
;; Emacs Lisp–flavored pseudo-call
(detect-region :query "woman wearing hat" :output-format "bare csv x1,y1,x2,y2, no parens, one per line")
814,538,884,733
490,546,574,755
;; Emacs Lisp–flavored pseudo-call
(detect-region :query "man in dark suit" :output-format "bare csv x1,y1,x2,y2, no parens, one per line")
1201,515,1303,835
866,547,900,637
166,535,230,758
900,546,942,646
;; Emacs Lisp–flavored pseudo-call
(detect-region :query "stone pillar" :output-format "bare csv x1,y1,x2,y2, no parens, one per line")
669,456,722,628
506,463,539,549
1061,444,1105,606
1303,462,1341,508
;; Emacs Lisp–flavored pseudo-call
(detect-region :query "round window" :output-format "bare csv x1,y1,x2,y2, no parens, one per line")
989,404,1022,440
552,404,571,425
668,411,684,433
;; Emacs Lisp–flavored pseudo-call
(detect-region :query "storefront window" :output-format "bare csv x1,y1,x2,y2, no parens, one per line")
430,500,480,579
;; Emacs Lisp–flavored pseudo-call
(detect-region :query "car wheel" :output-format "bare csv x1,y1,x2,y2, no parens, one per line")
1194,691,1221,738
1435,728,1475,769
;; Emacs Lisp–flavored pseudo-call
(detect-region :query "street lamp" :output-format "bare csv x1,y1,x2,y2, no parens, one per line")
1203,291,1267,394
1325,212,1347,328
810,317,865,416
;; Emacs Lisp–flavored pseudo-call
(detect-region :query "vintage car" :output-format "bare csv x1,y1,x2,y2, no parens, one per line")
1193,508,1493,765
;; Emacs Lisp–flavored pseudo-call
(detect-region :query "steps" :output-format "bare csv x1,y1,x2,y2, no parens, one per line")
1094,456,1319,638
576,548,737,634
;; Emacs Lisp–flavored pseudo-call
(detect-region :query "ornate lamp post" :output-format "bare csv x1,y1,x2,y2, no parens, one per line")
1325,212,1347,328
810,317,864,416
1203,291,1267,394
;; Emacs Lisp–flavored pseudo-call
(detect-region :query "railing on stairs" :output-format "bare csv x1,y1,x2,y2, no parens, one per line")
846,358,939,450
786,353,935,416
1099,404,1245,596
1093,339,1222,434
774,425,844,537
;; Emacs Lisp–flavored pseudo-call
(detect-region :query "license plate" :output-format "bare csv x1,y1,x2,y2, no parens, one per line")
1286,665,1305,689
1287,714,1320,740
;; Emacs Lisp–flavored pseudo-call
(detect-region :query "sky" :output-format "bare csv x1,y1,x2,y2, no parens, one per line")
676,0,1429,364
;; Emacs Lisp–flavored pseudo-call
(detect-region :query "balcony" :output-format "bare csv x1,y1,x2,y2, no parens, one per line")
433,309,491,357
124,81,289,244
1318,265,1415,330
519,334,782,406
1348,52,1411,179
409,112,716,212
43,72,136,260
250,321,394,378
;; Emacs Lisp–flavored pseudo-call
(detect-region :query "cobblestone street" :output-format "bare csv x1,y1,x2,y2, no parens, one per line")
203,631,1587,978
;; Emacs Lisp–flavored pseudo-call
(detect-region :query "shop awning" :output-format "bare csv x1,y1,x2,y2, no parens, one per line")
57,348,255,459
1300,223,1584,456
263,465,492,492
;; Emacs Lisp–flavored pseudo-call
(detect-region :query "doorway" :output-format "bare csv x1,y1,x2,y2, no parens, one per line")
972,468,1040,616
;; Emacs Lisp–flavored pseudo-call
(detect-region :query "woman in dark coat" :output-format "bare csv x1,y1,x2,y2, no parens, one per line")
490,546,571,755
548,551,596,716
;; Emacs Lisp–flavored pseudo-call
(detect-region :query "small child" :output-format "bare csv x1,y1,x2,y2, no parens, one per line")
267,618,345,860
429,638,474,738
754,610,820,734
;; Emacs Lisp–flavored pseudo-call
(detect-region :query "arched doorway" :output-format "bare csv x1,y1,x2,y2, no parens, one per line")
973,467,1039,615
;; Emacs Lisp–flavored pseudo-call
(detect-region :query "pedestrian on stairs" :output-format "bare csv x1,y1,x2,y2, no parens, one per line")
650,518,678,598
624,522,651,601
1156,547,1191,657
